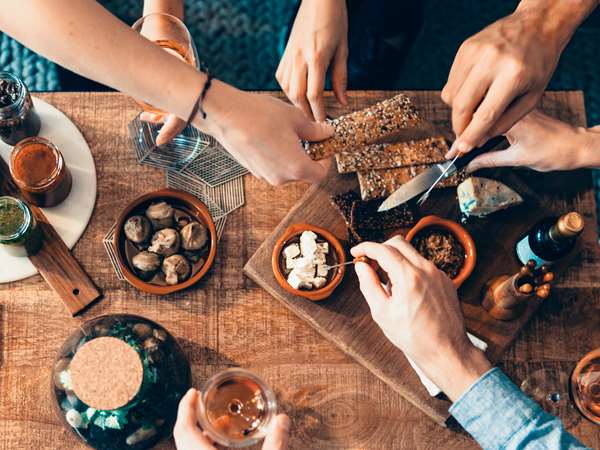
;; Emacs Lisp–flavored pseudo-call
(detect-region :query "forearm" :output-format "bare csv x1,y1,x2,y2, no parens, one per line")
0,0,201,123
143,0,184,19
515,0,598,51
450,368,585,449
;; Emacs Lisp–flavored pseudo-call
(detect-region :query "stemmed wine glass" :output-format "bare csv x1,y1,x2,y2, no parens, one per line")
520,347,600,428
130,13,207,169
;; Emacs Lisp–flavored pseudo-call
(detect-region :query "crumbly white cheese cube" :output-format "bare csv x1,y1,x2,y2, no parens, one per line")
313,252,326,265
316,242,329,254
293,256,315,275
299,230,318,257
287,269,313,289
283,243,301,259
312,277,328,289
316,265,329,277
457,177,523,217
286,257,299,270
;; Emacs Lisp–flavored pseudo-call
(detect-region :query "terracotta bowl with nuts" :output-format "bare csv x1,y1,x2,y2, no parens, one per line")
114,188,217,295
272,223,346,301
405,215,476,288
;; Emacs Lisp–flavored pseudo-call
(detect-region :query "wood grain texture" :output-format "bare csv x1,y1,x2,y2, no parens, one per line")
0,92,598,450
0,157,101,315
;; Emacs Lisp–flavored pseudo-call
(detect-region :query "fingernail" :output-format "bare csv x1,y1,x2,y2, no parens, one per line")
354,262,368,276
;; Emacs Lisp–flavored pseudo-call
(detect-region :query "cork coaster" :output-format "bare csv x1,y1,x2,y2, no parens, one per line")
70,337,144,411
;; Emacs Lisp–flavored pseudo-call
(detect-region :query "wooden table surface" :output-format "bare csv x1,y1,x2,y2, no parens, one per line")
0,92,598,450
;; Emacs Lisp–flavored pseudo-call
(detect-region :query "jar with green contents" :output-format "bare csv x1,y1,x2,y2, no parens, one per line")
0,196,43,256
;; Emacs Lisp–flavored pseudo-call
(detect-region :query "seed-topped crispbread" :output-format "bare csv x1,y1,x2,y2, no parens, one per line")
335,136,449,173
306,94,422,160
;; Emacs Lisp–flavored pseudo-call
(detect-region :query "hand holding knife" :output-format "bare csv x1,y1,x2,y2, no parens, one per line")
378,136,507,212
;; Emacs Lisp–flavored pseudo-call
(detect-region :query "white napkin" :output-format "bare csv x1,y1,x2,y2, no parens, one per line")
406,333,488,397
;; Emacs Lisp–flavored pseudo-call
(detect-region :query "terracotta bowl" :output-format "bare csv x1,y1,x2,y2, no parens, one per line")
114,188,217,295
405,215,476,288
272,223,346,301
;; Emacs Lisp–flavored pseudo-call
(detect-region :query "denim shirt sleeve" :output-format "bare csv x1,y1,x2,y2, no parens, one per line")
449,367,589,450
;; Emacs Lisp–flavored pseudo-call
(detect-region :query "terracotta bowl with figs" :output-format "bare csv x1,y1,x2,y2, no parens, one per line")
114,188,217,295
272,223,346,301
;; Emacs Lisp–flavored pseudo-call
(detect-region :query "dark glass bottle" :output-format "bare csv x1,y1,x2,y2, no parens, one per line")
516,212,584,266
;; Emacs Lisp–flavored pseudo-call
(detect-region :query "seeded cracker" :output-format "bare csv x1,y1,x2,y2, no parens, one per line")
357,166,467,200
335,136,449,173
306,94,422,160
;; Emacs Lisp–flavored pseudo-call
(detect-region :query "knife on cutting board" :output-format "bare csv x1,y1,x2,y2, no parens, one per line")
378,136,507,212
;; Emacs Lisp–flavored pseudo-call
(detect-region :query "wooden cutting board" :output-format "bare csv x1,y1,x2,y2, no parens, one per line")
244,91,593,425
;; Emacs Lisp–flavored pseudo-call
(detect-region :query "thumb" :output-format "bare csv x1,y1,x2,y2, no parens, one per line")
262,414,291,450
156,114,187,146
295,120,334,143
331,45,348,106
466,148,519,173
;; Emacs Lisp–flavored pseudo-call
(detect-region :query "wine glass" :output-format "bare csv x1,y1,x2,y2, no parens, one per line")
130,13,207,169
520,348,600,428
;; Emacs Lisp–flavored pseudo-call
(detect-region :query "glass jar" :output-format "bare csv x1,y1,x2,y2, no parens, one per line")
51,314,191,450
0,196,42,257
10,137,72,207
0,72,41,145
198,368,277,448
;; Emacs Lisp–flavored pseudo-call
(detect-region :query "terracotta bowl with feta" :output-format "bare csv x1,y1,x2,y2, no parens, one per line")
114,189,217,295
272,223,346,301
405,215,476,288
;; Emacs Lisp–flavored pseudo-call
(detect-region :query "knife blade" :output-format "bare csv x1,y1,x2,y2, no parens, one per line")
377,136,506,212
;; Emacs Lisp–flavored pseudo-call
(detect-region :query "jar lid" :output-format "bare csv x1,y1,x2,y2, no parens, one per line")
0,196,31,241
70,336,144,411
10,137,63,191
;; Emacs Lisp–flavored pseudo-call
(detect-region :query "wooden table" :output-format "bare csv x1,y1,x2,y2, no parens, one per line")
0,92,598,450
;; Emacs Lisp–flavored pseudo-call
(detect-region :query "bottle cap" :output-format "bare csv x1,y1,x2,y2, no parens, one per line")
557,212,584,237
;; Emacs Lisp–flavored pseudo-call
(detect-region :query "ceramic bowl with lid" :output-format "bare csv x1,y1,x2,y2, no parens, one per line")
51,314,191,450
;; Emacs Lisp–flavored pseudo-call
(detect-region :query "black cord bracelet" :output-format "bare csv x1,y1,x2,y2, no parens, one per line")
186,72,214,125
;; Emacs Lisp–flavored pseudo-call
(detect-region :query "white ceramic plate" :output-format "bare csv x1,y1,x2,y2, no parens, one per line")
0,97,97,283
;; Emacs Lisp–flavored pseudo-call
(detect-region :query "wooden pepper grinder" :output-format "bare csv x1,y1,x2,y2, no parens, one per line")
482,260,554,321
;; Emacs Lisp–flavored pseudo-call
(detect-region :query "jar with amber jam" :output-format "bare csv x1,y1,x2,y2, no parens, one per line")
10,137,72,207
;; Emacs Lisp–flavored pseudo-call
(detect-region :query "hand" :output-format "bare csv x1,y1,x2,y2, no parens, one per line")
174,388,291,450
443,5,570,158
195,80,333,186
351,236,491,401
467,110,600,172
276,0,348,121
140,111,187,147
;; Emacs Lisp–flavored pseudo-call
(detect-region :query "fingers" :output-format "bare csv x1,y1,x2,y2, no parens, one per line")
140,111,165,124
287,65,313,119
331,44,348,107
298,157,331,185
441,44,476,105
156,114,187,146
466,148,518,172
354,261,390,312
295,119,334,142
350,241,411,286
262,414,291,450
450,70,491,138
174,389,215,449
307,61,327,122
382,235,429,268
448,75,520,157
482,92,540,142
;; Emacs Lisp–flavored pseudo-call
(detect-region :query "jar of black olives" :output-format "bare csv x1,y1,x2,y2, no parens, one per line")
0,72,41,146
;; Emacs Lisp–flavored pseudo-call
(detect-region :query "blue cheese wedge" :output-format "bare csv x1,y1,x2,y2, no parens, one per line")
458,177,523,217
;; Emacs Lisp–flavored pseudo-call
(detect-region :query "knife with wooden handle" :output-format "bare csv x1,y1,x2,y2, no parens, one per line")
0,156,102,316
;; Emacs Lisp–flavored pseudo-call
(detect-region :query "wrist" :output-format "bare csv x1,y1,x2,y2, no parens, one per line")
576,126,600,169
420,345,492,402
515,0,595,51
190,78,239,140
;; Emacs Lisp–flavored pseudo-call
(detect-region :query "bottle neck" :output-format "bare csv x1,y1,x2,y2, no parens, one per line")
548,223,566,243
